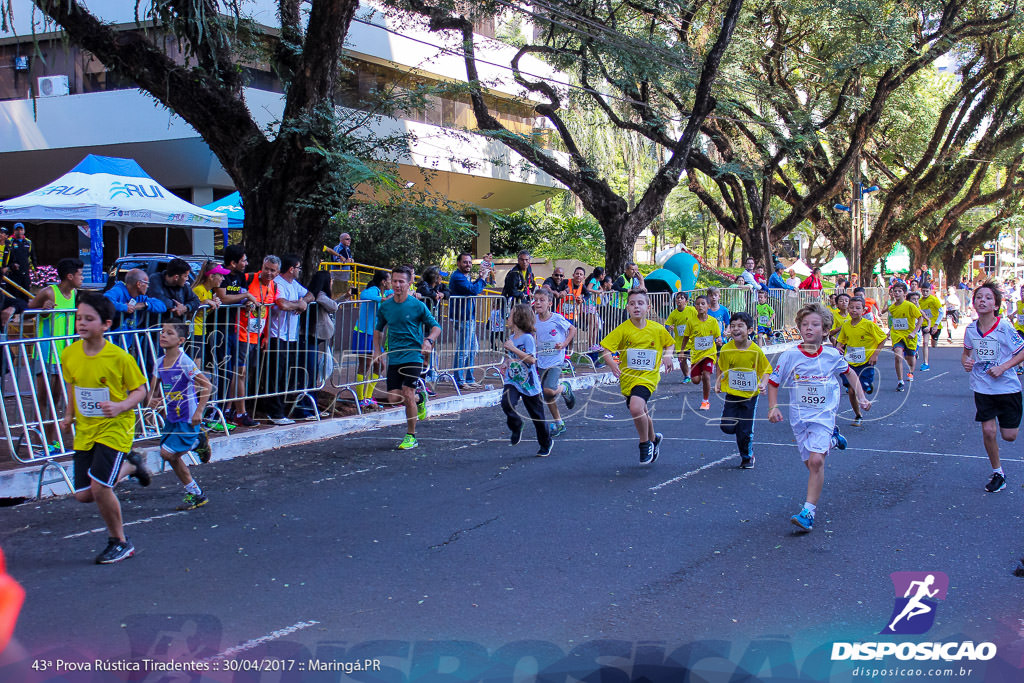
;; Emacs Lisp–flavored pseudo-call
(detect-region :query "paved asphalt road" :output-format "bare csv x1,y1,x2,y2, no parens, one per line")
2,345,1024,682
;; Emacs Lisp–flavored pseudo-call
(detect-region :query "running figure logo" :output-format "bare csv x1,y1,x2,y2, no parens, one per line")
880,571,949,635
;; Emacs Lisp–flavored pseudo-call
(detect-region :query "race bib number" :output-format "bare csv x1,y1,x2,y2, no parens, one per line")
794,383,828,407
728,370,757,393
538,341,559,357
976,338,999,362
1016,313,1024,325
626,348,658,371
758,315,771,326
694,336,714,351
923,310,933,321
892,318,910,331
247,312,266,334
676,325,688,337
75,387,110,418
845,346,867,364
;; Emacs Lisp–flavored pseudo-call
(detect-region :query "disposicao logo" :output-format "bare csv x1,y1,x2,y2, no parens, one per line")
831,571,997,662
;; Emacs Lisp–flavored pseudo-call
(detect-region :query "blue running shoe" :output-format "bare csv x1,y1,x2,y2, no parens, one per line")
549,422,567,438
791,508,814,532
920,363,930,371
831,426,848,450
561,382,576,410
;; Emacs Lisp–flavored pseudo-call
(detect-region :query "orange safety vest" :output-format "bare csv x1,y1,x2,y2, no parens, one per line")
0,547,25,653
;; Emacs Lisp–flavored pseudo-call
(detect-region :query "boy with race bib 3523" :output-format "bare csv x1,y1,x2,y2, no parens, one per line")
767,303,871,533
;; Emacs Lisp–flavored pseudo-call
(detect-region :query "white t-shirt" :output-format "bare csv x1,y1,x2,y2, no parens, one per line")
944,294,960,312
270,276,309,342
768,345,849,428
963,317,1024,395
534,312,572,370
502,332,542,396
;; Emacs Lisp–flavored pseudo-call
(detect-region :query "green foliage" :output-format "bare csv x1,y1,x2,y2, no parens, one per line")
488,211,537,258
529,214,606,265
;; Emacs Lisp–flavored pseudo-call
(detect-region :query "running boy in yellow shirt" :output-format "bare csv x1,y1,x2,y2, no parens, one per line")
885,282,925,391
828,292,851,345
60,293,151,564
715,312,772,468
918,282,943,371
681,294,722,411
836,296,887,426
664,291,696,383
600,289,675,465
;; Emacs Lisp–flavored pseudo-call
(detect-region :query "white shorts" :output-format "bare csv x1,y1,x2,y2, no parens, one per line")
793,422,833,461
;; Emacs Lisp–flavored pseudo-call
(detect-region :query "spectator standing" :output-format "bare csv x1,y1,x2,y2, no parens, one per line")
104,269,167,331
3,223,35,296
352,271,392,409
786,271,801,289
149,258,200,321
542,267,570,315
480,252,497,286
0,226,7,268
563,266,591,328
449,252,491,389
230,256,280,427
799,267,824,291
958,275,971,290
767,264,796,291
613,262,645,296
191,261,228,404
266,254,315,424
586,267,606,293
325,232,354,263
739,257,761,290
304,270,340,394
502,250,535,302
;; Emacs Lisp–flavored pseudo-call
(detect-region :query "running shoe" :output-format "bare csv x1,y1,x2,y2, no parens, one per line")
682,377,691,384
831,426,848,451
416,391,428,421
177,492,209,511
234,412,258,427
652,432,663,463
896,381,905,392
740,453,755,469
790,508,814,532
562,382,576,409
1014,560,1024,578
699,400,711,411
195,430,211,463
852,415,863,427
864,380,875,395
204,420,236,433
425,385,437,397
125,451,152,486
1017,367,1024,376
549,422,566,438
920,363,930,371
96,537,135,564
907,372,915,381
638,441,655,465
510,425,524,446
269,416,295,426
398,434,419,450
536,442,554,457
985,472,1006,493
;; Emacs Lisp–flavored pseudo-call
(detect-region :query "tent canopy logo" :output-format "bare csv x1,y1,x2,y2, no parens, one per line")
880,571,948,635
109,182,165,200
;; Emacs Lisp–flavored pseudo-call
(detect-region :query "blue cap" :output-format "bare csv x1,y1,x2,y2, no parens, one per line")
12,222,24,230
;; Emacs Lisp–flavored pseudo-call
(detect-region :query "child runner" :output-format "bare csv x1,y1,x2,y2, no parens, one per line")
918,282,943,370
755,289,776,346
961,282,1024,493
767,303,870,532
885,282,925,391
371,266,441,450
716,312,771,468
60,293,152,564
531,289,577,437
706,287,731,344
500,303,552,456
828,292,851,345
600,289,675,465
836,296,887,426
149,320,214,510
681,294,722,411
664,291,696,383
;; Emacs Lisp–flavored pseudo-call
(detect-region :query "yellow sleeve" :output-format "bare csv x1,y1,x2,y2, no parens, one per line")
658,325,675,348
122,352,147,392
600,324,624,352
756,348,772,377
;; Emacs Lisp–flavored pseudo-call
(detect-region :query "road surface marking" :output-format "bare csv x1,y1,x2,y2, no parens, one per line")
204,620,320,661
63,511,187,539
650,455,735,490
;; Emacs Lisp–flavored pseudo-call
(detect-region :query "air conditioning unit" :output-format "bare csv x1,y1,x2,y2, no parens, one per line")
36,75,69,98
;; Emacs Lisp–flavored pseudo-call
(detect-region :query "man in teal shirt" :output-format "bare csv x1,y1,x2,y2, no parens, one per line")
373,265,441,450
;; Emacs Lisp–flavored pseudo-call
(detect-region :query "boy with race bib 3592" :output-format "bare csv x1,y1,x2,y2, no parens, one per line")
767,303,871,533
961,282,1024,493
600,289,675,466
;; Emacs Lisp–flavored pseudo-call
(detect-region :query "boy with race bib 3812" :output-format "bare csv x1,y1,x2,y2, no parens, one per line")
767,303,871,533
961,282,1024,493
600,289,675,466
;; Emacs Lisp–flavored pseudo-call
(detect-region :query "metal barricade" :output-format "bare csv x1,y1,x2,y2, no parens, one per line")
435,295,508,392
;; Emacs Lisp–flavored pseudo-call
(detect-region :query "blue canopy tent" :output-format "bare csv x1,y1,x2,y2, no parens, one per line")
203,191,244,245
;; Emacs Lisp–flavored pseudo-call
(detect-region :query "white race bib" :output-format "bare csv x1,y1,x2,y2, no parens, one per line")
923,310,933,321
675,325,688,337
758,315,771,326
247,313,266,334
892,318,910,331
694,336,714,351
794,383,828,407
75,386,110,418
728,370,757,393
538,341,559,357
1016,314,1024,325
976,338,999,363
845,346,867,364
626,348,658,371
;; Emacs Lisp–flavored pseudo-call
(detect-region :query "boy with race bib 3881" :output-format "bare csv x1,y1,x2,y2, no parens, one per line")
767,303,871,533
961,282,1024,493
600,289,675,466
716,312,771,469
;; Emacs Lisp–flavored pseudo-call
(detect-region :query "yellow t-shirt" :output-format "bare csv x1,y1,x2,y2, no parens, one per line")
831,310,851,332
684,316,722,364
192,283,213,336
61,340,147,452
664,306,697,350
718,340,772,398
919,295,942,328
887,300,923,347
600,319,675,396
837,318,888,366
1015,301,1024,333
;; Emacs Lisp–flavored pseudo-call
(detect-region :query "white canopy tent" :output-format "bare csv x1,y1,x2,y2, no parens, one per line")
0,155,227,282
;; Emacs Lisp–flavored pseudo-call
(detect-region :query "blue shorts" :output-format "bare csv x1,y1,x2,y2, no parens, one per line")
893,340,916,357
160,420,201,455
757,326,773,336
841,364,876,393
351,331,374,355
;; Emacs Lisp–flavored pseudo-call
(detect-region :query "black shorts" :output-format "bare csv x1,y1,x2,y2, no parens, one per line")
974,391,1023,429
929,327,941,339
841,364,876,392
74,443,128,492
386,362,423,391
625,385,653,406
